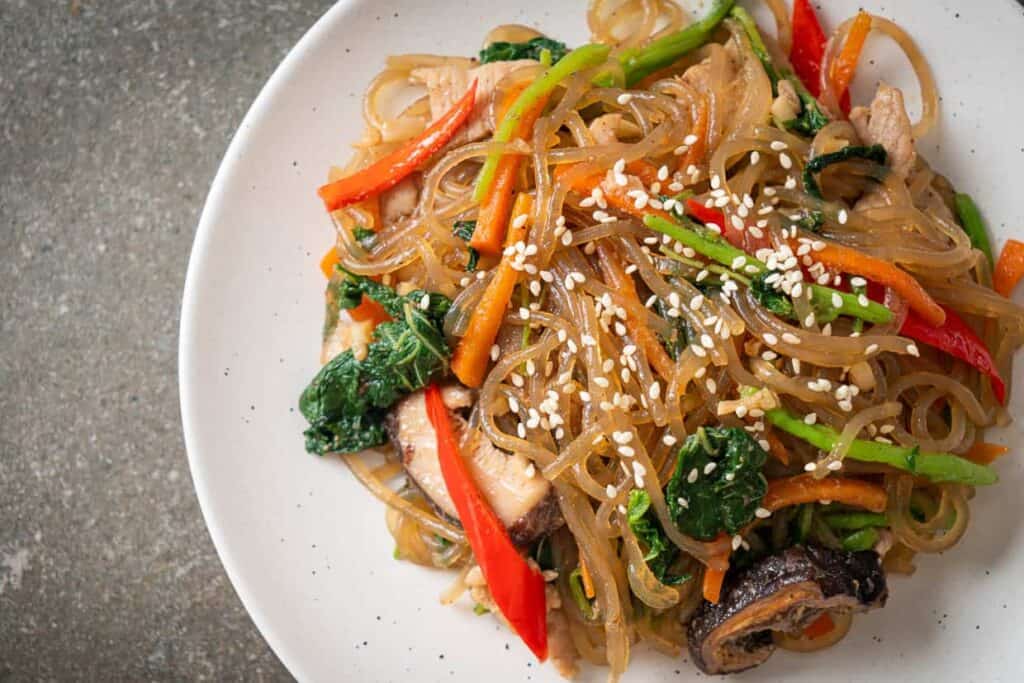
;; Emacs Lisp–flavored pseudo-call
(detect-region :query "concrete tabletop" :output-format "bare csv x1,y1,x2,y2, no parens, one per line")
1,2,336,679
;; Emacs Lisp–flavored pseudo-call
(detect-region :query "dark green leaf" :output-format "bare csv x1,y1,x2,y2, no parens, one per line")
803,144,888,199
750,271,794,319
299,272,453,455
666,427,768,540
452,220,476,241
783,94,830,137
654,298,692,361
352,226,376,248
479,37,569,65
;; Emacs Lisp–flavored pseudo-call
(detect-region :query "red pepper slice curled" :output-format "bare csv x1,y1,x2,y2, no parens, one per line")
424,384,548,660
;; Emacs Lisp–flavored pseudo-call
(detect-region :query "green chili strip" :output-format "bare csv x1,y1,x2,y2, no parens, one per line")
764,407,998,486
953,193,994,265
613,0,735,86
474,43,611,202
645,214,892,325
823,512,889,531
841,527,880,552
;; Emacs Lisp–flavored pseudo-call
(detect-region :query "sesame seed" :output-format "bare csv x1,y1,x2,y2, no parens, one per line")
803,413,818,425
906,343,920,357
866,343,879,355
770,140,788,151
687,468,699,483
730,214,745,230
858,294,870,307
561,231,572,246
850,276,867,287
779,153,793,169
663,433,678,446
706,378,717,393
619,445,635,457
832,292,843,308
700,333,714,349
684,134,698,145
704,462,718,475
782,332,801,345
677,497,689,508
594,376,610,388
605,484,617,498
674,144,689,155
838,209,849,225
838,399,853,412
804,462,817,472
616,93,633,105
761,350,778,361
579,390,591,402
732,535,743,551
512,213,529,229
763,332,779,345
691,344,708,358
657,165,669,181
419,294,431,310
755,507,771,519
517,423,526,438
827,461,843,471
750,151,760,165
649,382,661,399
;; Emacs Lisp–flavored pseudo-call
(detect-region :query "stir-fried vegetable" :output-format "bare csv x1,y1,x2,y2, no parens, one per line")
666,427,769,540
829,11,872,115
840,527,879,552
762,475,888,514
451,193,533,387
764,407,998,486
644,214,894,325
475,44,611,201
702,565,727,604
452,220,480,271
471,82,547,255
424,384,548,661
964,441,1010,465
319,81,477,211
613,0,735,86
994,239,1024,298
823,511,889,531
628,490,691,585
298,274,451,454
568,567,597,619
953,193,994,265
802,144,888,199
789,0,826,96
479,36,568,65
732,5,831,136
900,305,1006,404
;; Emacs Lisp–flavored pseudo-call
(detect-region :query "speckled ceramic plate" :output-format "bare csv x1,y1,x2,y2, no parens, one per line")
179,1,1024,680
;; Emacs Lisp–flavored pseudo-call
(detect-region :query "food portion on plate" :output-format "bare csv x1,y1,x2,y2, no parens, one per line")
298,0,1024,677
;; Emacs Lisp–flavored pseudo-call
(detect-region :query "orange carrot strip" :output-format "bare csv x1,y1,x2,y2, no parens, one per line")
348,297,391,326
578,550,596,600
320,247,340,279
994,239,1024,298
763,474,888,514
803,612,836,640
470,85,547,255
681,93,709,170
964,441,1010,466
451,193,534,387
556,164,676,225
625,159,662,187
594,241,677,381
807,242,946,327
829,12,872,112
702,565,727,604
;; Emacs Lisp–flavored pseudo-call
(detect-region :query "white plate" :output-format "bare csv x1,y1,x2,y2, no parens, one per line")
179,1,1024,680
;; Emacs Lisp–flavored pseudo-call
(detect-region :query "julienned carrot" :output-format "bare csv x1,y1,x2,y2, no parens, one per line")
594,241,678,381
830,12,872,115
578,549,596,599
626,159,662,187
470,84,546,255
763,474,888,514
994,239,1024,298
807,241,946,327
318,80,477,212
765,431,790,465
681,93,708,170
556,164,675,225
702,565,727,604
803,612,835,639
451,193,534,387
964,442,1010,465
320,247,340,279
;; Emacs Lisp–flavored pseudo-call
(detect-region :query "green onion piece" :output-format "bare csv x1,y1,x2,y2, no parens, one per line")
953,193,994,265
765,407,998,486
473,603,490,615
729,7,782,86
644,214,766,275
808,284,893,324
568,567,595,619
474,43,611,202
841,527,880,552
795,504,814,544
823,512,889,531
616,0,734,86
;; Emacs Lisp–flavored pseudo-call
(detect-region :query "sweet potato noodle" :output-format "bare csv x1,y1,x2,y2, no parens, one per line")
311,1,1023,679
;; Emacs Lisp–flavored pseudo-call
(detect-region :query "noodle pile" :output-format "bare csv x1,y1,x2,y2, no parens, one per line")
316,1,1023,678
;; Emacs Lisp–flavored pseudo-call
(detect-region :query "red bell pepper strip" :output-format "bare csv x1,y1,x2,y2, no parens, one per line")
790,0,850,111
317,80,478,212
424,384,548,660
900,305,1006,405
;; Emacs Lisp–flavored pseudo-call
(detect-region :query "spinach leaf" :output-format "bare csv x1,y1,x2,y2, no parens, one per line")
803,144,888,199
666,427,768,540
452,220,480,272
299,272,452,455
654,299,692,360
479,37,569,65
352,226,376,249
750,271,795,319
627,490,690,585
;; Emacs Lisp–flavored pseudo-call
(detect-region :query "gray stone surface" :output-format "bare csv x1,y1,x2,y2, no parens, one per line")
0,1,335,679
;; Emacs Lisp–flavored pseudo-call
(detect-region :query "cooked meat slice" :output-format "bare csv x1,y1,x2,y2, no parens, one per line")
386,388,562,545
410,59,537,143
380,174,420,225
850,83,916,177
687,545,888,675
